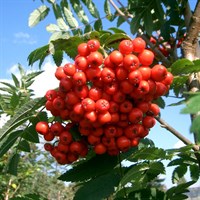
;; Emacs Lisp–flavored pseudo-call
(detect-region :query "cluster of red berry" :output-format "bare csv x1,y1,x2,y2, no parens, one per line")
35,37,173,165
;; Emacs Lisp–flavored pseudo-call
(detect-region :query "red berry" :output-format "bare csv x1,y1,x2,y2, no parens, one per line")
36,121,49,135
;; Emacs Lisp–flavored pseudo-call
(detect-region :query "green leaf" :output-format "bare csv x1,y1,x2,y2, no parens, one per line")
153,97,165,108
108,27,126,34
57,18,70,31
10,92,20,110
58,154,118,182
74,172,120,200
147,162,165,177
128,147,166,162
7,153,20,176
28,5,50,27
25,71,44,83
0,130,22,158
168,158,183,167
84,24,93,33
69,125,82,141
63,7,79,28
171,59,194,75
160,22,171,41
30,111,48,125
52,50,63,66
94,19,102,31
22,125,40,143
81,0,100,18
130,14,141,35
167,181,195,198
190,164,200,181
11,73,20,88
51,36,83,59
46,24,60,33
117,16,126,27
10,193,47,200
0,81,16,91
70,0,89,25
190,115,200,141
120,163,149,186
0,98,44,141
27,45,49,68
171,75,188,96
104,0,111,17
144,9,153,35
17,140,31,152
103,33,130,47
172,165,187,184
49,31,70,42
181,95,200,114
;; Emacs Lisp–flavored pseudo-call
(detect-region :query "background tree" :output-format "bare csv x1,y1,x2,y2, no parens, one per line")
1,0,200,199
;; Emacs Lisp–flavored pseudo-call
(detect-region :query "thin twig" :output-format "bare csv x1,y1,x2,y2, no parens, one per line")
108,0,171,67
155,116,199,151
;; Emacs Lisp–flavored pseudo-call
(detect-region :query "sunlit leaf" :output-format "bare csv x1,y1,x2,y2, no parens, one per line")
128,147,166,162
28,5,50,27
81,0,100,18
70,0,89,25
63,7,79,28
171,59,194,75
181,94,200,114
46,24,60,33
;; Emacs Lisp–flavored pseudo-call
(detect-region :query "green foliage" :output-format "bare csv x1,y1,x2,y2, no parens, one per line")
58,154,118,182
74,172,120,200
171,59,200,76
7,153,20,176
28,5,50,27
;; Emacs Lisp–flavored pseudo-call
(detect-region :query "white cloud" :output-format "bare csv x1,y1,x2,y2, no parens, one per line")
30,61,59,97
13,32,37,45
173,140,185,149
30,57,69,97
0,114,10,128
7,63,19,75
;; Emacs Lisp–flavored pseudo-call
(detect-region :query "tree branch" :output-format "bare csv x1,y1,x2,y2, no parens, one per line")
182,1,200,61
182,1,200,145
155,116,199,151
108,0,171,67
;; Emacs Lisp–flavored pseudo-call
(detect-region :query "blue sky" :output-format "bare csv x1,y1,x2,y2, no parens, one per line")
0,0,198,187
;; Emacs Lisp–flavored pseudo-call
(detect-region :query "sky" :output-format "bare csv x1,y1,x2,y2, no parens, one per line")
0,0,199,188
